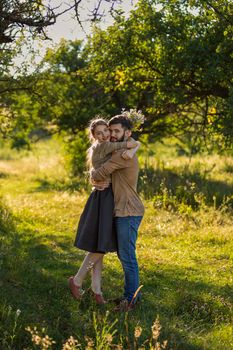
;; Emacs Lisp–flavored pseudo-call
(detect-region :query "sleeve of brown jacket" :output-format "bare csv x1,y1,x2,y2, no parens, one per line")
97,141,127,158
91,150,132,180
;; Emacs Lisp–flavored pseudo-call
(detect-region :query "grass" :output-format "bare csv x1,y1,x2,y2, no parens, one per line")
0,137,233,349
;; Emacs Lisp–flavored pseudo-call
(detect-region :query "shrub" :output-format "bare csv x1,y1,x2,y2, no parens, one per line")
219,195,233,213
64,130,90,177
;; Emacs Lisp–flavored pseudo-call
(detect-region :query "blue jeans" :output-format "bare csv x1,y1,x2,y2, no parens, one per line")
115,216,143,303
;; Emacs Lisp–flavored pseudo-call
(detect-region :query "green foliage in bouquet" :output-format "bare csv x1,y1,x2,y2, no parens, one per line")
121,108,145,131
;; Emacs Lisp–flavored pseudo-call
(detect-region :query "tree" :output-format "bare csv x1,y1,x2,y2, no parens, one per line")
0,0,127,140
3,0,233,149
6,38,119,145
0,0,56,45
0,0,123,45
86,0,233,146
34,39,118,133
0,0,127,117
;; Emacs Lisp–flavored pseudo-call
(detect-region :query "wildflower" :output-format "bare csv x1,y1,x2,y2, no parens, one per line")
32,335,41,346
121,108,145,131
105,333,113,344
62,336,80,350
16,309,21,316
151,316,161,341
134,326,142,338
41,334,56,349
84,336,94,349
25,326,55,349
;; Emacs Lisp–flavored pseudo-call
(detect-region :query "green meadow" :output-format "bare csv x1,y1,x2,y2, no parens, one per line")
0,138,233,350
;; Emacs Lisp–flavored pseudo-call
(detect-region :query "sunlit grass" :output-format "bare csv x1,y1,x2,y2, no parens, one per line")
0,137,233,349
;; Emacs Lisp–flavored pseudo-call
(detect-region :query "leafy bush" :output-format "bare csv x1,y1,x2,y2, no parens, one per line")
138,161,232,212
138,165,205,210
219,195,233,212
64,130,90,177
223,163,233,174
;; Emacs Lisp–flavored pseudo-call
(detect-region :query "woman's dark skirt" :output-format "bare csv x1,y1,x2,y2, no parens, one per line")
74,186,117,253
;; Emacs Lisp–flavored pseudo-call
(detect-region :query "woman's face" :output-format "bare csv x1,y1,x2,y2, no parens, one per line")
93,124,110,143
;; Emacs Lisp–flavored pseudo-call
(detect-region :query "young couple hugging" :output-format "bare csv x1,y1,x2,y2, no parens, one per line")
68,113,144,312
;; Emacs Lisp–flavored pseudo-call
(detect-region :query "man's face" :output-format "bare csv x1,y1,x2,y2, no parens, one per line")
109,123,131,142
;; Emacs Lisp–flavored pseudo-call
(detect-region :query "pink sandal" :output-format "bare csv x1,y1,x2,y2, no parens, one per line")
68,277,84,300
91,291,107,305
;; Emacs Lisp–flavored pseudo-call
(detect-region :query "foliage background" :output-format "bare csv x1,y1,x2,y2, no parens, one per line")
0,0,233,349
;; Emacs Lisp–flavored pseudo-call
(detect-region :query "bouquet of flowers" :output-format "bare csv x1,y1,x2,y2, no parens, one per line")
121,108,145,131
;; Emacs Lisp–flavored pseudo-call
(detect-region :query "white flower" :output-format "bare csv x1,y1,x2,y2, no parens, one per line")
121,108,145,131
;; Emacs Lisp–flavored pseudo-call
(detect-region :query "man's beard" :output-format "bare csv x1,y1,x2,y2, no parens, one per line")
111,131,125,142
117,134,125,142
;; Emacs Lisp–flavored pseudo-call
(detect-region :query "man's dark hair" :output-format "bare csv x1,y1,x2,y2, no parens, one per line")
108,114,132,130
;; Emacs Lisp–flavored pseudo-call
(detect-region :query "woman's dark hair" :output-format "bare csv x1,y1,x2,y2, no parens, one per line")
108,115,132,130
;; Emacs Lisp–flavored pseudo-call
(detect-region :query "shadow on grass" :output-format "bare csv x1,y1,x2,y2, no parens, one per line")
0,225,82,348
105,262,233,350
138,166,233,208
31,177,91,193
1,224,233,349
27,168,233,213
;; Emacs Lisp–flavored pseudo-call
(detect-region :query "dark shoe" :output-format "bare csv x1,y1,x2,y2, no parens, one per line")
109,296,125,304
111,293,142,306
114,298,136,312
68,276,84,300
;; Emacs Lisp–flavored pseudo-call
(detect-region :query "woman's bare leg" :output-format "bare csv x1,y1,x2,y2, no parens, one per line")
73,252,104,287
91,255,104,294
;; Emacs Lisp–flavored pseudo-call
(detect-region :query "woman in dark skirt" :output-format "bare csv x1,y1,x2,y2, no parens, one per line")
68,118,138,304
74,186,117,253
